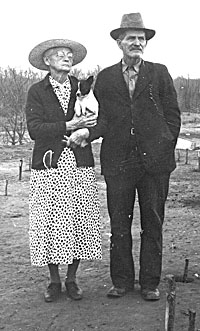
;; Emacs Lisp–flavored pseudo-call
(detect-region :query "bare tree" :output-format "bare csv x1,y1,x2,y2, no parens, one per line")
0,68,41,145
174,76,200,113
71,65,101,81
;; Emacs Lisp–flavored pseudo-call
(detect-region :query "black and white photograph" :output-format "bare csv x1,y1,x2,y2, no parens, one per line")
0,0,200,330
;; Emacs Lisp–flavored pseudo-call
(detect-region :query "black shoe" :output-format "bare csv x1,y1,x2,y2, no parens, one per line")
107,286,127,298
44,283,61,302
65,280,83,300
141,288,160,301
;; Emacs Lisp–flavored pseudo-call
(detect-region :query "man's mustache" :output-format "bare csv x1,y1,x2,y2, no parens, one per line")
130,47,142,51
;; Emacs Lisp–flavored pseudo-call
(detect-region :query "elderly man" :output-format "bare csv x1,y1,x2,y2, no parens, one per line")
70,13,181,301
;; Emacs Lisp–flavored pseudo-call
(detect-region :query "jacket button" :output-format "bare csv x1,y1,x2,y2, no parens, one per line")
130,128,135,135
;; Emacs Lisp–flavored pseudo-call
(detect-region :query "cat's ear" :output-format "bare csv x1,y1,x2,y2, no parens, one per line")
87,76,94,85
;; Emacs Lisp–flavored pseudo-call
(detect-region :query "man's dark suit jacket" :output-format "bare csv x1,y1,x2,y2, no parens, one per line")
89,61,181,176
26,74,94,170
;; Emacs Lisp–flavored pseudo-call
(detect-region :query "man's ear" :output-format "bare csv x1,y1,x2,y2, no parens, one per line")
116,39,123,50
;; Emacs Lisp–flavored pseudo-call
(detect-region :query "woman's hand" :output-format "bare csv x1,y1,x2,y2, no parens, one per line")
67,128,89,148
66,113,97,131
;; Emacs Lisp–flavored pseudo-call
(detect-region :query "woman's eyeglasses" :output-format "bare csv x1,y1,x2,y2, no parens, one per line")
54,50,73,60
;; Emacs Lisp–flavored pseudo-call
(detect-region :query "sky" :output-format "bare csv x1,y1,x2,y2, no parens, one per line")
1,0,200,79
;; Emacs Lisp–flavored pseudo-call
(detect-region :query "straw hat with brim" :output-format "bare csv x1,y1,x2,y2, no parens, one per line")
28,39,87,71
110,13,155,41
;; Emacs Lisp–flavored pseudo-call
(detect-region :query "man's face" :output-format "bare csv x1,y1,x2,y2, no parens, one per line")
117,30,147,61
43,47,74,72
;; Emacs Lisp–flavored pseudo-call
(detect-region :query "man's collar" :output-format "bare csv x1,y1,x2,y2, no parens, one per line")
121,59,143,73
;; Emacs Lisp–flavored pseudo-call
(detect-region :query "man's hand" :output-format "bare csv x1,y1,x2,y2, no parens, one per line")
68,128,90,148
66,113,97,132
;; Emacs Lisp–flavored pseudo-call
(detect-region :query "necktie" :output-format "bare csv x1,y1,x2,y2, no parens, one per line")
127,67,138,98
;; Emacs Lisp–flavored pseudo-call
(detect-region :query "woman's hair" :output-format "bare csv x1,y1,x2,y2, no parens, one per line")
43,48,57,58
43,47,72,59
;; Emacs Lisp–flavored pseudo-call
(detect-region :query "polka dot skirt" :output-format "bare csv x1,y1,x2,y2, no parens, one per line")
29,147,102,266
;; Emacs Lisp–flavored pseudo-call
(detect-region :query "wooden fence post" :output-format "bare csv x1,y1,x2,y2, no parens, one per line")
165,274,176,331
28,157,32,171
19,159,23,180
177,150,181,162
188,309,196,331
5,179,8,196
198,151,200,171
183,258,189,282
185,149,189,164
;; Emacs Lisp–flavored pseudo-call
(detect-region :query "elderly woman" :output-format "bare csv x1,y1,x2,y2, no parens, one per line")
26,39,102,302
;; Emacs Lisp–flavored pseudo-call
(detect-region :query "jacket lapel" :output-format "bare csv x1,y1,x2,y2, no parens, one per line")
69,75,78,96
66,76,78,121
112,61,153,102
133,61,153,100
112,62,130,101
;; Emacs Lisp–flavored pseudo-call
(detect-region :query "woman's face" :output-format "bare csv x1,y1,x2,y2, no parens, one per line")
43,47,74,73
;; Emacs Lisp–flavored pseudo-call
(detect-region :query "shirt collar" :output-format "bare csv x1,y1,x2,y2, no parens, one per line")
121,59,142,74
49,75,70,88
43,73,70,89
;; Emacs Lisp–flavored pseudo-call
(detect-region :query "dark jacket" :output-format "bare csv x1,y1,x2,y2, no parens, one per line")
26,74,94,170
89,61,181,175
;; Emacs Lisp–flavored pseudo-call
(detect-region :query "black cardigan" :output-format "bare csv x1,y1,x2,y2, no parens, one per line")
26,74,94,170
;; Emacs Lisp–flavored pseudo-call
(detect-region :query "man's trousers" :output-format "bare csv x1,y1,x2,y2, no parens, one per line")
105,170,170,290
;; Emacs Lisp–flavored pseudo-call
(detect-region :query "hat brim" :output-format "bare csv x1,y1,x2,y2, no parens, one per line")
29,39,87,71
110,28,155,41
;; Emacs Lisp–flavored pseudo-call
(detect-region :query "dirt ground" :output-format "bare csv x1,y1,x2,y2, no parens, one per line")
1,113,200,331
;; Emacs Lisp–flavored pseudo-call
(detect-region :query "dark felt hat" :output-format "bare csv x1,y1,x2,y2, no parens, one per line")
110,13,155,40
